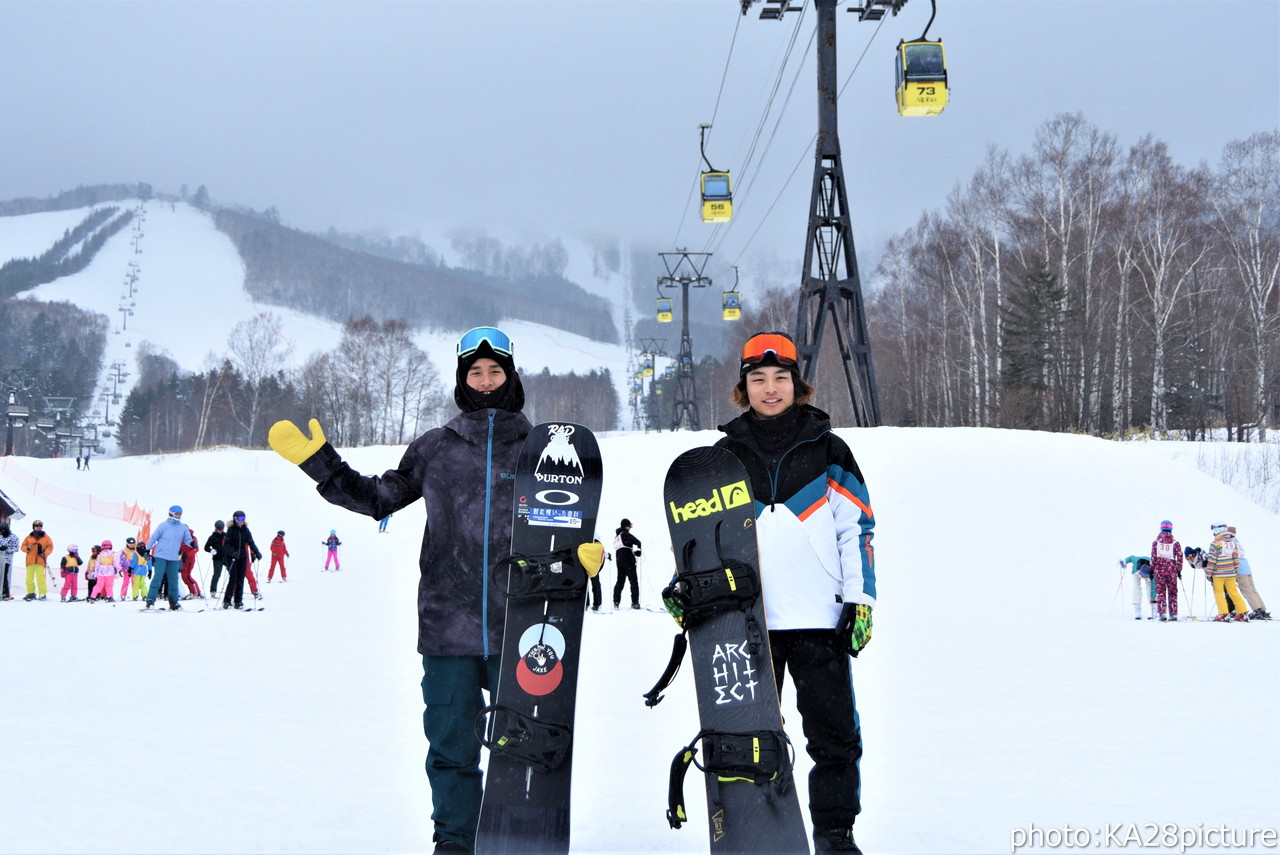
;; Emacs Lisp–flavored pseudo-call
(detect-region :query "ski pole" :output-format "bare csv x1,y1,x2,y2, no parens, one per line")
1109,564,1126,615
1177,573,1195,621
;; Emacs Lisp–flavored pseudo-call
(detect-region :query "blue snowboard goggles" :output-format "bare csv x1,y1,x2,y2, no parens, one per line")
457,327,513,360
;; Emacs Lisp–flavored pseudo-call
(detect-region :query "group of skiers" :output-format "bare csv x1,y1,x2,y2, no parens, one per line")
1122,520,1271,622
0,511,300,611
268,326,875,855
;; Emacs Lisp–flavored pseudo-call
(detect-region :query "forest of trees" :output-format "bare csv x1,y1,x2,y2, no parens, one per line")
216,210,618,344
865,117,1279,439
0,207,134,299
114,315,619,455
629,119,1279,440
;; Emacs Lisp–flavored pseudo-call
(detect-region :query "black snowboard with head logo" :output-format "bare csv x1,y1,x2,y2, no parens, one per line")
655,446,809,854
474,422,603,855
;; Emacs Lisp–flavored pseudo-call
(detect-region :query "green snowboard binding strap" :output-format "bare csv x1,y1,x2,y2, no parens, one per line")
474,704,573,774
666,729,796,830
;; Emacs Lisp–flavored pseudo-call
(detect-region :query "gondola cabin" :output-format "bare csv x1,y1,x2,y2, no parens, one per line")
700,171,733,223
656,297,673,323
896,39,947,117
642,355,654,377
722,290,742,321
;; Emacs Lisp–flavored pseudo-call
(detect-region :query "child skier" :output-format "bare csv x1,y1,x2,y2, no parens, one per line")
59,545,81,601
269,530,289,581
130,545,152,600
1206,522,1249,622
92,540,118,602
85,544,101,600
1149,521,1182,622
179,527,202,599
323,530,341,570
116,538,138,601
1119,555,1157,619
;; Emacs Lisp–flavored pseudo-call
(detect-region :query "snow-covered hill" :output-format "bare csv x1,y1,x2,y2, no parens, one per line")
7,200,635,443
0,426,1275,854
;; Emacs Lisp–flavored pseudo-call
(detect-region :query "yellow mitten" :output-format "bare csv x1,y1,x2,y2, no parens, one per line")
268,418,327,465
577,541,605,578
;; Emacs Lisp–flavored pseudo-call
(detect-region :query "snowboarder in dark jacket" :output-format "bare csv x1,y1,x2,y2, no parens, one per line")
219,511,261,609
611,518,642,609
268,326,532,854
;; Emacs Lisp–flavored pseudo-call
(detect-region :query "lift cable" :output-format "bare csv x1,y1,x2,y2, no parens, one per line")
676,2,810,250
700,21,817,256
673,12,744,247
716,12,885,280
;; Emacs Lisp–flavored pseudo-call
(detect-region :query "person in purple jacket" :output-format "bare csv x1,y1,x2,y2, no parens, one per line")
268,326,531,854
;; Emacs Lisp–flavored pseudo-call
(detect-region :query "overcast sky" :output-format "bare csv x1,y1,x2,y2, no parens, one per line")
2,0,1277,286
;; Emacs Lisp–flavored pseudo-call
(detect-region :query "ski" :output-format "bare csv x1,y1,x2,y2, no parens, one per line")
474,422,603,855
646,446,809,854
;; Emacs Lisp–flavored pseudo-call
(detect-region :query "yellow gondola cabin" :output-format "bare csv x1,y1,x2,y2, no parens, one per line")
700,171,733,223
722,290,742,321
896,39,947,117
656,298,673,323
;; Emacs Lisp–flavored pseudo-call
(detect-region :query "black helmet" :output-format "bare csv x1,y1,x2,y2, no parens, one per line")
277,530,285,537
214,520,225,530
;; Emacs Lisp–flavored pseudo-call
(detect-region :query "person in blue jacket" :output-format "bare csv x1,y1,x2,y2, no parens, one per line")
145,505,196,610
268,327,532,854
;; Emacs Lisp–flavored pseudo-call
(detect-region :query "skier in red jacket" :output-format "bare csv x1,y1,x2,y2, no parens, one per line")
179,527,203,599
269,531,290,581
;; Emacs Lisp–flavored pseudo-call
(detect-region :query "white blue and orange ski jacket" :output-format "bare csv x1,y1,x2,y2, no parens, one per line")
716,404,875,631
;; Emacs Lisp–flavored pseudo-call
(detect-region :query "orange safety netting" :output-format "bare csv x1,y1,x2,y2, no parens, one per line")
0,457,152,534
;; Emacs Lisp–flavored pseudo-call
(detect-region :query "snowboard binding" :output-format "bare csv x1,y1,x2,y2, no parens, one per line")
643,523,764,708
491,548,588,601
475,704,573,774
665,728,797,830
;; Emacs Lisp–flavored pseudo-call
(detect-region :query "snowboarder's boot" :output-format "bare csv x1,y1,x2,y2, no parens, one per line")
430,832,468,853
815,827,864,854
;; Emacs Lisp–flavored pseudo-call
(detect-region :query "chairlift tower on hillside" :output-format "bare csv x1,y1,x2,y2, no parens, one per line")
658,251,712,431
743,0,908,426
637,337,668,432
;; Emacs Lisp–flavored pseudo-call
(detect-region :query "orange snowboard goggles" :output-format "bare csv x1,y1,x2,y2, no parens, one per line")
741,332,798,366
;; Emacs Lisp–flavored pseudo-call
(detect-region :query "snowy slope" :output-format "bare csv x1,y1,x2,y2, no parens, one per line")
5,201,634,439
0,207,93,264
0,426,1275,855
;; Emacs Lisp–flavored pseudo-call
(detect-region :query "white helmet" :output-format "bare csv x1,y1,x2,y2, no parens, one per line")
1210,522,1228,536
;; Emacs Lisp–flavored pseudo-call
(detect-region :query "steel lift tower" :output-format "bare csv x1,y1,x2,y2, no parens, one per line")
658,251,712,431
744,0,909,426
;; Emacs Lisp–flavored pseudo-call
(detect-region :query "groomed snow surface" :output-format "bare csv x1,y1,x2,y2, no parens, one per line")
1,426,1276,855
